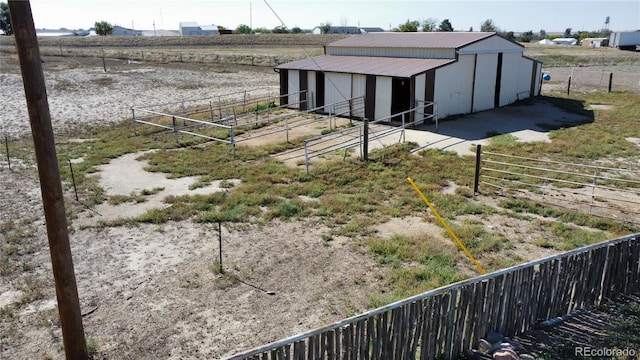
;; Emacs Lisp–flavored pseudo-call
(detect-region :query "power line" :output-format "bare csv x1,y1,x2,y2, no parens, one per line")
262,0,350,103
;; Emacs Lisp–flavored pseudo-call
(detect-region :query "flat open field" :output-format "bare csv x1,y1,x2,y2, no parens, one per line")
1,35,639,359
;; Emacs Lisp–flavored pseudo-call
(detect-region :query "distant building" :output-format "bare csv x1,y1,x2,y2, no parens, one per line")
312,26,385,35
581,38,608,48
35,29,75,37
276,32,542,120
551,37,578,46
112,26,142,36
179,22,220,36
358,27,385,34
141,30,181,37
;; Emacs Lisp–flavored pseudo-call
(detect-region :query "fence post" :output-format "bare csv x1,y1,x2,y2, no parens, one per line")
218,221,223,274
172,116,178,143
608,73,613,93
304,141,310,175
131,108,138,135
68,160,79,201
329,107,333,132
363,119,369,162
4,134,10,171
285,116,289,143
567,76,571,95
474,145,482,194
8,1,88,357
243,90,247,113
401,113,406,142
181,101,186,125
590,168,599,215
360,126,363,159
230,128,236,156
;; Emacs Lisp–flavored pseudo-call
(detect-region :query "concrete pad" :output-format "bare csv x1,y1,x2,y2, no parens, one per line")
373,98,591,156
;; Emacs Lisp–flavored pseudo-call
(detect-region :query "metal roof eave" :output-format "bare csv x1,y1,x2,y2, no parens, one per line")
275,55,456,78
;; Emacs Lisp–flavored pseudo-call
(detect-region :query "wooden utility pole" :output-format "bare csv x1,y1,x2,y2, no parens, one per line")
8,1,88,359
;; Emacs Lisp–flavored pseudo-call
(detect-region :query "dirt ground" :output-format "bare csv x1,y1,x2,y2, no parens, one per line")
0,49,638,359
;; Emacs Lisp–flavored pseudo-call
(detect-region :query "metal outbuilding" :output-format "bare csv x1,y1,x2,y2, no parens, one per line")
275,32,542,121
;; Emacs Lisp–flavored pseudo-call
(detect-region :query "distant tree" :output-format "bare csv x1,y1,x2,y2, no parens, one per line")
564,27,572,37
272,25,289,34
469,26,473,32
0,2,12,35
579,31,590,41
253,27,271,34
291,26,302,34
235,24,252,34
480,19,497,32
539,29,547,39
217,25,227,31
319,22,331,34
422,17,438,32
518,30,534,42
505,31,515,41
438,19,454,32
94,21,114,36
398,19,419,32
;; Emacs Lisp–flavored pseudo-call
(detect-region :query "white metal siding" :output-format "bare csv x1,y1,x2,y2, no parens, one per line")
533,62,542,96
327,47,456,59
415,74,426,121
375,76,392,120
473,53,498,112
307,71,317,109
433,55,475,118
288,70,300,109
324,73,352,115
459,36,523,53
499,53,533,106
351,74,367,118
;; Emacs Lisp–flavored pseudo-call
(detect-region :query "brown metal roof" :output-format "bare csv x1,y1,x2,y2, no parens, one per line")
327,32,497,49
275,55,454,78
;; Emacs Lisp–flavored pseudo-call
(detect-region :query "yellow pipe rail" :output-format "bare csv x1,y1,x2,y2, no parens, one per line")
407,177,487,275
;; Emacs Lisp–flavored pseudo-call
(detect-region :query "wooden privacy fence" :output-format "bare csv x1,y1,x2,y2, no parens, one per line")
227,233,640,360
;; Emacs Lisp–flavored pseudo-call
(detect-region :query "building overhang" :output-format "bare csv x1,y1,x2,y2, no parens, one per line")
275,55,455,78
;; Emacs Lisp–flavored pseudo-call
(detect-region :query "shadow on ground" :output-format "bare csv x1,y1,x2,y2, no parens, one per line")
513,293,640,359
400,96,595,155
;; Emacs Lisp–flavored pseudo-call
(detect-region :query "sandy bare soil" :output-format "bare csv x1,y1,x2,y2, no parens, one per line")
0,54,280,139
0,49,638,360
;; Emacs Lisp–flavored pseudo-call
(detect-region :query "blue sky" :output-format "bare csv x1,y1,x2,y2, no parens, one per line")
27,0,640,33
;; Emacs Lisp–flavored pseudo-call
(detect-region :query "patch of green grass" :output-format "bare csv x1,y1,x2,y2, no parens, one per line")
136,203,193,224
449,220,512,255
87,337,99,360
0,257,12,276
246,100,276,113
265,199,306,219
487,93,640,161
489,133,518,147
195,204,250,223
366,233,467,307
140,187,164,195
549,222,609,250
